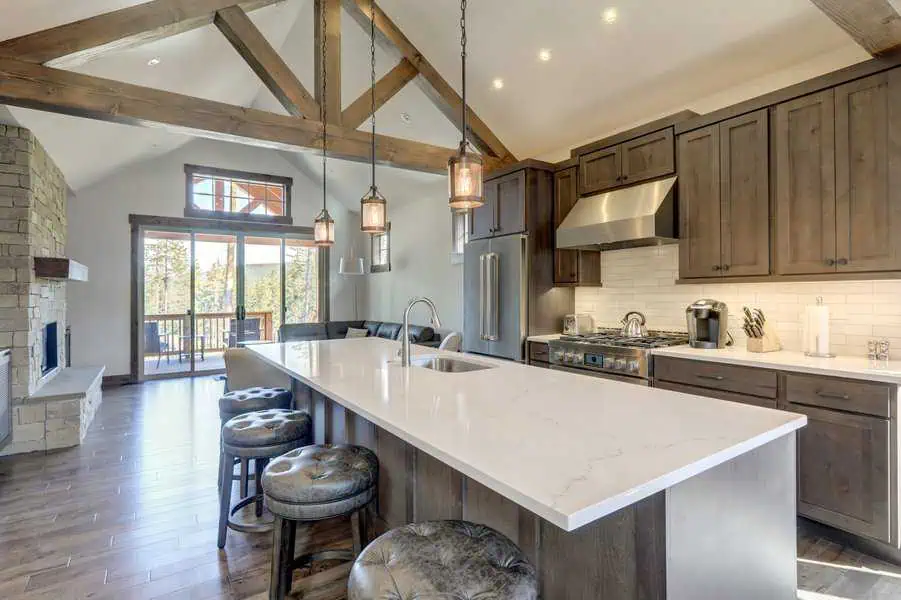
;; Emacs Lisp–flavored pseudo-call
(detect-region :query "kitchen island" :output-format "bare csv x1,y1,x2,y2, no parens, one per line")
250,337,806,599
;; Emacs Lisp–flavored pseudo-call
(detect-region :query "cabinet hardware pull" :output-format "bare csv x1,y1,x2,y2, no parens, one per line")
825,258,836,266
622,175,629,181
836,258,848,265
712,265,722,271
722,265,730,272
816,391,850,401
696,374,725,381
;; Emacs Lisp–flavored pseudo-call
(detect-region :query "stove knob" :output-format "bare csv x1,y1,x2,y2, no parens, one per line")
552,349,565,362
573,352,584,365
564,350,574,363
628,360,641,373
615,358,627,371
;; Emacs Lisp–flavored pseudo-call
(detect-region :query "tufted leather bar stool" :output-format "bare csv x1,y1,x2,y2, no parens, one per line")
217,386,293,498
261,444,378,600
217,409,311,549
347,520,539,600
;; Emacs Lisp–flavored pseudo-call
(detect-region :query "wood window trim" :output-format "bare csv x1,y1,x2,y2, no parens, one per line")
370,223,391,273
184,163,293,225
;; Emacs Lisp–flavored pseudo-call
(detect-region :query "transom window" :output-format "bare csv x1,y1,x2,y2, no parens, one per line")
185,164,293,224
371,223,391,273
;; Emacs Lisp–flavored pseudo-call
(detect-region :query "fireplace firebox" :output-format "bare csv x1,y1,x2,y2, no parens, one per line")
42,322,58,376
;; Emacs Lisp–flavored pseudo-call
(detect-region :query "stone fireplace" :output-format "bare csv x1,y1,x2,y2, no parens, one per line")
0,124,102,456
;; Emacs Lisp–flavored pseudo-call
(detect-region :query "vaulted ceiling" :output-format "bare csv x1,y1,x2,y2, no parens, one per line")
0,0,871,202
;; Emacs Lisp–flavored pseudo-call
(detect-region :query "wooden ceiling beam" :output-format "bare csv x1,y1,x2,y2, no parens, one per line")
342,0,516,164
810,0,901,56
0,0,285,68
341,58,418,130
0,56,498,174
314,0,342,124
214,5,320,119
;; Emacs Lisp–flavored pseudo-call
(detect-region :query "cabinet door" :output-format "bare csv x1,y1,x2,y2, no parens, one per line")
775,90,837,275
620,128,675,185
578,146,621,195
554,168,579,284
793,403,891,544
720,110,770,277
577,251,602,285
494,171,526,236
470,181,496,240
677,125,722,278
835,71,901,272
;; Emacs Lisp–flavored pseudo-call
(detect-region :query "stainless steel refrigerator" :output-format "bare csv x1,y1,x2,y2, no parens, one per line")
463,234,528,361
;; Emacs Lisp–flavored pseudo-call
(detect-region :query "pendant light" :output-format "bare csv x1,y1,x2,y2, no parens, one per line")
447,0,483,211
313,2,335,247
360,0,388,234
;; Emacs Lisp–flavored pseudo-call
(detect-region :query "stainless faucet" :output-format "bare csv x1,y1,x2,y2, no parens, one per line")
398,297,442,367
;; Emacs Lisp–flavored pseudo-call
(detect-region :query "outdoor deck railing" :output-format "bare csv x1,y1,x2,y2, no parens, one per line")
144,311,274,356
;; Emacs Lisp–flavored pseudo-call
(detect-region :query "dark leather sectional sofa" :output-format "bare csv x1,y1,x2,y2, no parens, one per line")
278,320,440,346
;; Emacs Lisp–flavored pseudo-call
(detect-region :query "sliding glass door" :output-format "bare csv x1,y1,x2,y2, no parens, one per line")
139,227,320,379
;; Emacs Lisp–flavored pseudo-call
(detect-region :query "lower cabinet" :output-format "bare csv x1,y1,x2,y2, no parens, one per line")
527,341,550,368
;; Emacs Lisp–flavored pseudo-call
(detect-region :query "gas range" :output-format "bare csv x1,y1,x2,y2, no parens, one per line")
548,329,689,383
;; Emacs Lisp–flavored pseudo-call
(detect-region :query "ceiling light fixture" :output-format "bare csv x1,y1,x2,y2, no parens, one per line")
400,112,413,124
360,0,388,235
538,49,552,62
602,7,618,24
492,78,504,90
147,57,161,66
313,5,334,247
447,0,483,211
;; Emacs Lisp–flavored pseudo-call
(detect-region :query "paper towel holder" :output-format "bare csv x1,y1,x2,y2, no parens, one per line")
804,296,836,358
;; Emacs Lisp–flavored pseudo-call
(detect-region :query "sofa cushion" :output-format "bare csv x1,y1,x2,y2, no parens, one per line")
279,323,327,342
375,322,402,340
346,327,368,339
402,325,435,343
326,320,365,339
362,320,382,337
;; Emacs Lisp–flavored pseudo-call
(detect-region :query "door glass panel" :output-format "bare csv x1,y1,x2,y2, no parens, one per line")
285,239,320,324
193,232,237,373
242,236,282,344
143,230,191,377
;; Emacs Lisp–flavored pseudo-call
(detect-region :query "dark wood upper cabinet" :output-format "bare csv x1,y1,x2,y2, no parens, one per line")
494,171,527,236
578,147,620,195
553,167,601,286
469,181,497,240
793,403,892,544
677,125,722,278
621,129,675,185
720,110,770,277
834,71,901,273
774,89,837,275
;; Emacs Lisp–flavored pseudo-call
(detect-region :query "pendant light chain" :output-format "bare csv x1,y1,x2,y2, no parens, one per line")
370,0,376,191
320,2,328,214
460,0,467,151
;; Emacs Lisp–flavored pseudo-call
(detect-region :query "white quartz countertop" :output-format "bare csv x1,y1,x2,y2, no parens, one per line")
250,338,805,531
653,346,901,384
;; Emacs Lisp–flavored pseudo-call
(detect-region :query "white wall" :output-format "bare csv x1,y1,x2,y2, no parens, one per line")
67,138,364,376
575,246,901,359
363,179,464,332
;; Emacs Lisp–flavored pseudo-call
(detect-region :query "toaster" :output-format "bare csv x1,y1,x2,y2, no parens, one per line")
563,314,594,336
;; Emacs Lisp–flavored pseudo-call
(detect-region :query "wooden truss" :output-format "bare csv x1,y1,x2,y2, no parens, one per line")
0,0,516,174
809,0,901,57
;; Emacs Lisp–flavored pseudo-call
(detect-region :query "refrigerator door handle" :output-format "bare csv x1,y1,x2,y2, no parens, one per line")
486,252,499,341
479,254,486,341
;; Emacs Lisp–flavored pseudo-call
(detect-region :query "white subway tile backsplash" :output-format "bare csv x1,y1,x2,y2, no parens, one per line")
573,245,898,358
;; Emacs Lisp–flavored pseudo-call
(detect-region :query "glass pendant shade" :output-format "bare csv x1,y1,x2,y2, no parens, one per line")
448,146,484,210
339,256,365,275
360,187,388,233
313,208,335,247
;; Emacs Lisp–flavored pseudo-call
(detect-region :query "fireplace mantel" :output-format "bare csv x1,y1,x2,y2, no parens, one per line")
34,257,88,281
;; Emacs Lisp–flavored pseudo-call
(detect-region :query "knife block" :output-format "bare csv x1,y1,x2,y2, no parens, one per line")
746,322,781,353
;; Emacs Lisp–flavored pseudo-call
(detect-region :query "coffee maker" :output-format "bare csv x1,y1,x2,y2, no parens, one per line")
686,299,729,349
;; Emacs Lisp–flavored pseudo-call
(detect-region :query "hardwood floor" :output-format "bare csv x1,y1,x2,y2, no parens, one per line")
0,376,899,599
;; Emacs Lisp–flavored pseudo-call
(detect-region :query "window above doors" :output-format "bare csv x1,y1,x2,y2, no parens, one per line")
371,223,391,273
185,164,293,224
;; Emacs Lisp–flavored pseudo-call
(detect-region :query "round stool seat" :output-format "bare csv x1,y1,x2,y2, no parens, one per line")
222,409,311,449
348,521,538,600
219,387,292,419
262,445,378,521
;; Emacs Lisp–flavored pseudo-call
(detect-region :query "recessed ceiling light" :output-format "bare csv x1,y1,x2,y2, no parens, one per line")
602,7,618,24
538,49,552,62
147,57,161,66
492,78,504,90
400,112,412,124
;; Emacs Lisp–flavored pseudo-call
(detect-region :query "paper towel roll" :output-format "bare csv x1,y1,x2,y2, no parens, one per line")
803,297,830,356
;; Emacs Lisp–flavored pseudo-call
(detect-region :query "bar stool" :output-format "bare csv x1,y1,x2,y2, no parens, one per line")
217,408,311,549
347,520,538,600
218,386,293,495
261,444,378,600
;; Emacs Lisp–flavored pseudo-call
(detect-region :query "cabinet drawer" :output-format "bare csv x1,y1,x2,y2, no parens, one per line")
653,356,778,399
528,341,549,364
654,380,777,409
785,373,891,418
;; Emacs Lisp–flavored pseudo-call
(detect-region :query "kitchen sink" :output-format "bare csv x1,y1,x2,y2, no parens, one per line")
410,356,494,373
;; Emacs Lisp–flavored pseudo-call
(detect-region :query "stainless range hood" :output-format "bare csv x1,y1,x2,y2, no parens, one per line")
556,176,678,251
